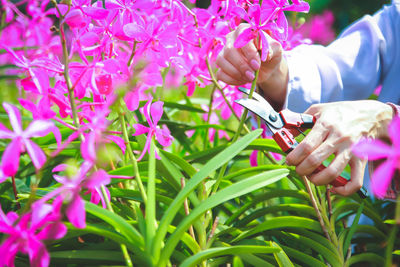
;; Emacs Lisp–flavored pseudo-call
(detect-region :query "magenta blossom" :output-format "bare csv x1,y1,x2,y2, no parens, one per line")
352,116,400,198
0,103,61,177
132,98,173,161
0,201,67,267
233,4,275,61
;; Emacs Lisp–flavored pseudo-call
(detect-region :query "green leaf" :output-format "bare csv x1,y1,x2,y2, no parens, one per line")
85,202,144,248
50,250,124,263
393,250,400,255
161,150,197,177
159,169,289,265
347,253,385,265
272,242,294,267
343,202,364,257
235,204,316,227
226,190,310,226
279,245,326,267
65,223,139,254
233,216,322,242
152,129,263,263
275,231,342,267
233,256,244,267
332,202,388,233
180,245,280,267
247,138,284,155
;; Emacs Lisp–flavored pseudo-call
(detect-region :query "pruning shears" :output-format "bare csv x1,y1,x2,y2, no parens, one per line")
235,87,367,199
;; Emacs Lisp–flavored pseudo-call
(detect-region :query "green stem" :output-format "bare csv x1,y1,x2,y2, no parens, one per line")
118,112,147,204
146,138,156,252
385,225,398,267
211,69,259,194
203,85,216,150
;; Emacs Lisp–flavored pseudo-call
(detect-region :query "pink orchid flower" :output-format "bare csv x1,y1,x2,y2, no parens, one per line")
0,201,67,267
352,116,400,198
132,98,173,161
0,103,61,177
262,0,310,41
233,4,275,61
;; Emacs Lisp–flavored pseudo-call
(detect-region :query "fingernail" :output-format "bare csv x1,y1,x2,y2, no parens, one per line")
250,59,260,70
245,70,255,81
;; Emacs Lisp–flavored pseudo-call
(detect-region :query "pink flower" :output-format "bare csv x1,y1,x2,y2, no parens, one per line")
262,0,310,41
297,10,335,45
132,98,173,161
352,116,400,198
0,201,67,267
0,103,61,177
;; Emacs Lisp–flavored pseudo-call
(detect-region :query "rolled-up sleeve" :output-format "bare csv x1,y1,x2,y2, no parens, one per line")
284,1,399,112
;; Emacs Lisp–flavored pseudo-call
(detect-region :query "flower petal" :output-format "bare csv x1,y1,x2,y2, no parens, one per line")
389,116,400,149
150,101,164,125
3,103,22,134
37,222,67,240
250,150,258,167
25,140,46,170
24,120,54,138
28,237,50,267
260,31,270,62
66,196,86,229
371,159,396,199
81,132,96,162
1,139,21,177
155,127,173,147
0,122,14,139
132,124,150,136
106,135,126,154
234,28,256,49
352,138,393,160
86,169,110,189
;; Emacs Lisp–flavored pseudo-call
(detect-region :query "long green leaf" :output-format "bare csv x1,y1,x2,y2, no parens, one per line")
347,253,385,265
276,231,342,267
85,202,144,248
226,190,310,225
233,216,322,242
180,245,280,267
343,202,364,257
272,242,294,267
50,250,124,263
152,129,263,262
159,169,289,265
65,223,138,253
279,245,326,267
235,204,316,227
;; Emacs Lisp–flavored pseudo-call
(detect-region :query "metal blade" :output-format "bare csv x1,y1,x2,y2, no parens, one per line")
237,87,273,108
235,98,284,130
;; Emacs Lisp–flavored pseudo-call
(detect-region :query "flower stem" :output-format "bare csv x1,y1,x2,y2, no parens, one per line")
301,175,331,242
211,69,259,194
118,112,147,204
11,176,21,209
146,138,156,252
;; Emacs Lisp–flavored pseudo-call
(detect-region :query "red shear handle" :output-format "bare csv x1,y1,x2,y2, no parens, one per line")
273,129,349,187
314,166,349,187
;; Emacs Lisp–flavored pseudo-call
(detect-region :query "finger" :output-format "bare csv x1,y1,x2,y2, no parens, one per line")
241,40,261,71
332,157,366,196
266,37,282,62
295,139,337,177
286,123,329,166
216,69,246,86
223,46,254,79
306,148,352,186
216,55,246,81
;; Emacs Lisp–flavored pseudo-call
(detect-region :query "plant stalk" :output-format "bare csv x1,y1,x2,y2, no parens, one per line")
118,113,147,204
146,138,156,252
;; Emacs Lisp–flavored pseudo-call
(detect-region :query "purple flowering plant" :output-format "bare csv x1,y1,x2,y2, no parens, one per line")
0,0,396,266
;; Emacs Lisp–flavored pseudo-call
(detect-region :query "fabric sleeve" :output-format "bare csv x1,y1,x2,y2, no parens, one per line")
283,2,399,112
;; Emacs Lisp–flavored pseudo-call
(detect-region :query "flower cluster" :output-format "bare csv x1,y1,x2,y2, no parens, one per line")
0,0,313,265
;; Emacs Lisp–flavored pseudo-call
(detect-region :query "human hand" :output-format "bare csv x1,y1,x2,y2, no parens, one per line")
216,23,288,107
285,100,394,196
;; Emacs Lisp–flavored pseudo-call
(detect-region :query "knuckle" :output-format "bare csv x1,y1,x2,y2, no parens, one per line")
301,142,314,155
325,167,341,181
306,154,321,169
